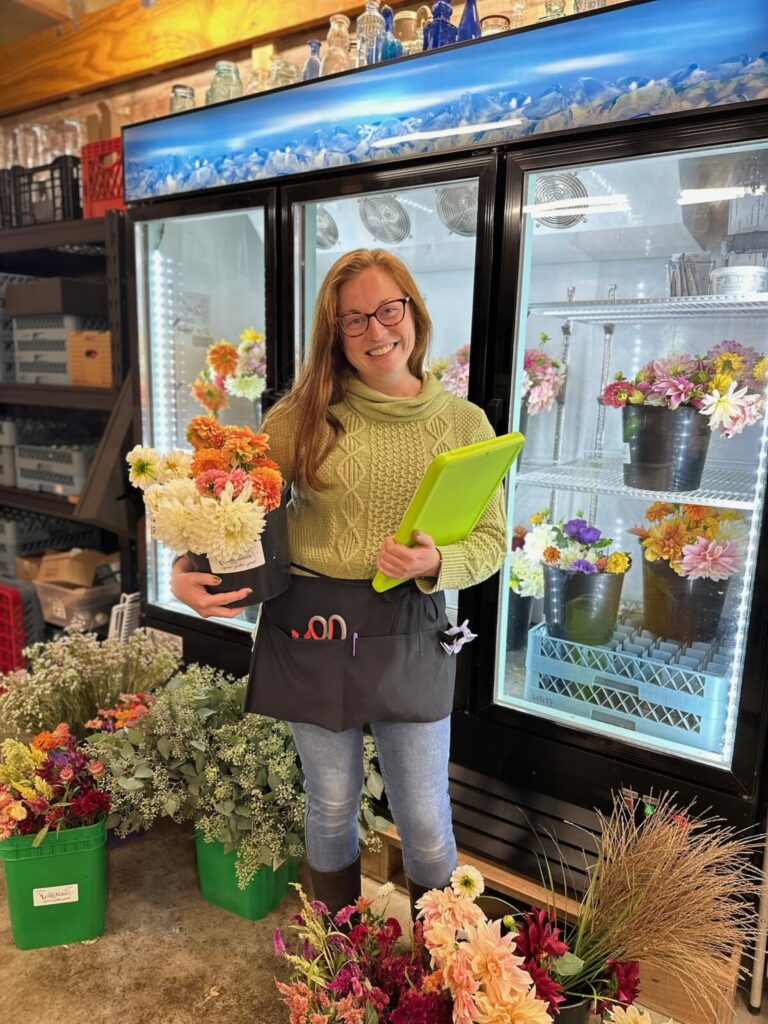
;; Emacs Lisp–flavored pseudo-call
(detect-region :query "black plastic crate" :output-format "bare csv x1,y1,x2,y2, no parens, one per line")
11,156,82,227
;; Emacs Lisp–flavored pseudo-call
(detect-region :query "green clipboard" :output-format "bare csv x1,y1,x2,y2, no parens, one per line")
372,431,525,593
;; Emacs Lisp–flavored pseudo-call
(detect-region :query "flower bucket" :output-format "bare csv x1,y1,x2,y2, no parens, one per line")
187,485,291,608
194,832,299,920
622,405,711,491
506,592,532,651
0,816,106,950
642,558,729,643
543,565,624,647
557,999,591,1023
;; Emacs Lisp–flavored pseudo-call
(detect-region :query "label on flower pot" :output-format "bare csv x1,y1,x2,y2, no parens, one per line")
33,883,79,907
208,541,265,575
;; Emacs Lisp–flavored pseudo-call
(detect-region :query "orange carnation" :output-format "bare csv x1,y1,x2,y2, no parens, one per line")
206,340,239,376
191,379,227,413
191,447,231,476
186,416,225,450
543,546,560,564
249,465,283,511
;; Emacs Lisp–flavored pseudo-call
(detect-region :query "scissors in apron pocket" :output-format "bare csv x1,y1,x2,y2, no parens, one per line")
291,613,348,640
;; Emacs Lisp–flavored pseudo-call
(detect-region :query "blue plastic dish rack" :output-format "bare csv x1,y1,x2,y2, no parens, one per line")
523,622,732,752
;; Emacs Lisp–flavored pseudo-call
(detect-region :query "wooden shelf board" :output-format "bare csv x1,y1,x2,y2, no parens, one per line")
0,485,78,518
0,384,117,410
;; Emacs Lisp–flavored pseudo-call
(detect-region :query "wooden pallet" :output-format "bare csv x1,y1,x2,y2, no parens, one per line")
361,826,741,1024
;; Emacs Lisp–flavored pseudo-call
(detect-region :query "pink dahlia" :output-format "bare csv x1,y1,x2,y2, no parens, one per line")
602,380,633,408
651,374,696,409
678,537,740,581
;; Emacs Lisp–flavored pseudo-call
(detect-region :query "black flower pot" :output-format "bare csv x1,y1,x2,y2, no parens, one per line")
187,487,291,609
506,592,533,651
622,405,711,491
557,999,590,1023
543,565,624,647
642,557,729,643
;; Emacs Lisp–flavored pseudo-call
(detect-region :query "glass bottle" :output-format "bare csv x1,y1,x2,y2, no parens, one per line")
355,0,385,67
267,55,301,88
302,39,322,80
393,10,421,54
169,84,195,113
380,5,404,60
429,0,457,49
457,0,481,42
321,14,353,75
245,67,270,95
480,13,510,35
206,61,243,104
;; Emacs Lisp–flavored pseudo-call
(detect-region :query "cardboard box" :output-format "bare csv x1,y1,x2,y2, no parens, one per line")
15,552,46,582
36,549,120,589
33,580,121,630
4,278,108,318
66,331,113,388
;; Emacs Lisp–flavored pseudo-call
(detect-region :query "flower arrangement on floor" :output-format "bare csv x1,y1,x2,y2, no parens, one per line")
90,665,390,888
126,414,283,573
602,343,767,438
191,328,268,414
84,692,156,734
0,723,109,845
0,629,180,739
431,344,470,399
275,879,453,1024
522,333,564,416
629,502,744,580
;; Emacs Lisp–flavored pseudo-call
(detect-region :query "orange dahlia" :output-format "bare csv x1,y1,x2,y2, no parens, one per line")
643,518,688,563
186,416,225,450
645,501,676,522
190,378,228,413
191,447,231,476
681,504,711,524
249,465,283,511
206,340,239,376
32,722,70,751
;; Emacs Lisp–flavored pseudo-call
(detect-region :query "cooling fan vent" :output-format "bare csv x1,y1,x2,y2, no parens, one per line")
436,184,478,236
316,207,339,249
534,172,588,229
359,195,411,244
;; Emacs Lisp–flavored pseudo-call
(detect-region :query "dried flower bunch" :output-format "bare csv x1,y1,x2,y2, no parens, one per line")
0,629,180,739
0,723,109,845
126,414,283,566
431,344,470,399
90,665,389,888
522,333,564,416
602,342,767,438
191,327,268,414
629,502,745,581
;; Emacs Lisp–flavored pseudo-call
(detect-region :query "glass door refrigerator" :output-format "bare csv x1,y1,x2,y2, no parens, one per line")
128,189,277,669
450,115,768,882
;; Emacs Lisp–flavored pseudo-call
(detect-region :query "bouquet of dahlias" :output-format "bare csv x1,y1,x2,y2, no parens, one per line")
602,342,767,438
522,333,564,416
191,328,267,415
126,415,283,576
0,723,109,846
629,502,744,581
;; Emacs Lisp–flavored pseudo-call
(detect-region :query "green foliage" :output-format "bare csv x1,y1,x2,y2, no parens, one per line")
0,629,182,739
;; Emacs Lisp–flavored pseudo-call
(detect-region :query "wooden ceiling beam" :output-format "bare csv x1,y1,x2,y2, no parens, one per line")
13,0,70,22
0,0,361,117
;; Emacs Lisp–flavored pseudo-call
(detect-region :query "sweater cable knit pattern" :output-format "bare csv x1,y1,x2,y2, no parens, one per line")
262,373,507,592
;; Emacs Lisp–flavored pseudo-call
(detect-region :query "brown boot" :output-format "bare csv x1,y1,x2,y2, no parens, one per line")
308,854,361,917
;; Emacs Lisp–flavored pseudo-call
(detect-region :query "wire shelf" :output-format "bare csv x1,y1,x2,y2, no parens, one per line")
528,295,768,322
517,453,757,509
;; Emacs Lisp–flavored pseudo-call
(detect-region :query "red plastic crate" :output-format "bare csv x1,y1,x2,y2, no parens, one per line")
81,136,125,219
0,583,25,674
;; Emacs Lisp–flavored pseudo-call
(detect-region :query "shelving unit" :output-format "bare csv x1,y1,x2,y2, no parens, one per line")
529,295,768,322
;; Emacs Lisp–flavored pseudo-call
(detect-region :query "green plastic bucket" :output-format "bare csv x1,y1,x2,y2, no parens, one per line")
0,817,106,950
194,832,298,920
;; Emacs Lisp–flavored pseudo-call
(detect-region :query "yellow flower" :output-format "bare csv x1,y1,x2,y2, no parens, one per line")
713,351,744,376
709,372,734,394
239,327,264,345
8,802,27,821
605,551,631,574
753,356,768,383
14,784,36,800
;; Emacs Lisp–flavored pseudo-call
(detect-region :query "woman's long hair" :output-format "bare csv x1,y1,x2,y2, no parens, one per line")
271,248,432,492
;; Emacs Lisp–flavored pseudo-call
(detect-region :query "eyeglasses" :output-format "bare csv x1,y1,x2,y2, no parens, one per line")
335,297,411,338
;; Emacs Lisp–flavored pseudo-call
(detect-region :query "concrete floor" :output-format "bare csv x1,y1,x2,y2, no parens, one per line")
1,819,766,1024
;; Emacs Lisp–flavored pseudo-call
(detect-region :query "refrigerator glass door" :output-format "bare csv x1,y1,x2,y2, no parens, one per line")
135,206,268,631
496,140,768,769
293,179,481,624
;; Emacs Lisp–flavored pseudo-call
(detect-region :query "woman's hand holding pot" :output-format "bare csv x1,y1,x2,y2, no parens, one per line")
171,555,253,618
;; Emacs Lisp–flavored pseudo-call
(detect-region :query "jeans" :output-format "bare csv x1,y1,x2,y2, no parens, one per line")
290,716,457,889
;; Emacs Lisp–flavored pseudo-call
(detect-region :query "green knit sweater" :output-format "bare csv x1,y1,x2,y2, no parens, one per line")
262,373,507,593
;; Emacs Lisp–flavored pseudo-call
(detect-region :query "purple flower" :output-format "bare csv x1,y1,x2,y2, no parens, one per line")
564,518,587,539
576,526,601,545
571,559,597,573
309,899,329,916
334,903,357,926
272,928,286,956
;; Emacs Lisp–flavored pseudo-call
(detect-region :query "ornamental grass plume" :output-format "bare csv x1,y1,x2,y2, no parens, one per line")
0,629,181,740
563,792,762,1018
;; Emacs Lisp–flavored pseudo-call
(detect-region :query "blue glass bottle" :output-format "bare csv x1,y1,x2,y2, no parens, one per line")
429,0,457,50
457,0,481,41
301,39,322,81
380,6,404,61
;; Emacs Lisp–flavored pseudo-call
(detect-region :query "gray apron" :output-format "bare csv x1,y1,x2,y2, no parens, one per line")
244,570,457,732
